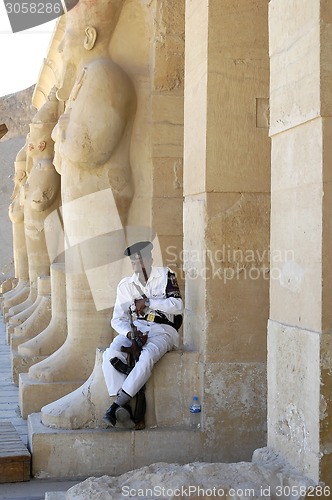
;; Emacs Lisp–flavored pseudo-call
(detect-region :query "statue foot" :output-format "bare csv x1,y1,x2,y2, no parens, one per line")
41,349,110,429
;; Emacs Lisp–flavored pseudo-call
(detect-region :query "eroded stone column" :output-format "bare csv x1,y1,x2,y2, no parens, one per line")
265,0,332,486
2,143,30,317
184,0,270,461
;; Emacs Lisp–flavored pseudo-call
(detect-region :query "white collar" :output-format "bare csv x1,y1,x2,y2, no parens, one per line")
129,266,164,285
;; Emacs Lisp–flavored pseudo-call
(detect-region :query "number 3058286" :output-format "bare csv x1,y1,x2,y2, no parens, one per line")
276,485,330,497
5,3,62,14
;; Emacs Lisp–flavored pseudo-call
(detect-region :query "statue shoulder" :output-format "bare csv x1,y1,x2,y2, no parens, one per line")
71,61,135,112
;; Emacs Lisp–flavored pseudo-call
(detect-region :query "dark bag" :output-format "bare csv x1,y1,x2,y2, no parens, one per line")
133,386,146,430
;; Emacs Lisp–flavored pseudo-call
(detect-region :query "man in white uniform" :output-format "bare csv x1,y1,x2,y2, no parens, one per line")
102,241,183,428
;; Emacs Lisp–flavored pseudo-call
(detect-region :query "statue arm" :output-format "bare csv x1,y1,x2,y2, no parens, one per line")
59,67,134,168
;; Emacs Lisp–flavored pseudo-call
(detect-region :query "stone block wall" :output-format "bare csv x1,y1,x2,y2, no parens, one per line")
183,0,271,461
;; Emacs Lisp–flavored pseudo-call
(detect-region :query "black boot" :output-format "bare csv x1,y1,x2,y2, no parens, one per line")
104,402,134,428
115,403,135,428
103,402,119,426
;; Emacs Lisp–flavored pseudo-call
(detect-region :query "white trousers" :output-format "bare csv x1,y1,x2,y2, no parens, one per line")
102,330,176,398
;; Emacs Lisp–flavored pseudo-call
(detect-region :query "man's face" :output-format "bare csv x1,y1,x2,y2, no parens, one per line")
130,253,153,277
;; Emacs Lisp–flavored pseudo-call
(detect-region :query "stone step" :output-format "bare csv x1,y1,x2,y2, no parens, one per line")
0,421,31,483
28,412,202,479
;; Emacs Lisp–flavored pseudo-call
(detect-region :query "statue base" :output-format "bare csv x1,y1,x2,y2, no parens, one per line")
6,287,38,323
6,295,41,342
0,277,17,295
26,349,203,478
2,284,30,317
10,294,52,352
19,373,82,419
11,349,42,386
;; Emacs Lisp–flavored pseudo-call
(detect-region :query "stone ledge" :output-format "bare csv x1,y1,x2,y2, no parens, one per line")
28,412,203,479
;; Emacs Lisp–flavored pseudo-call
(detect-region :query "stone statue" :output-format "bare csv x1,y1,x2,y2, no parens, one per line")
29,0,137,387
24,87,61,298
2,141,30,316
8,142,29,286
7,88,62,360
56,0,135,223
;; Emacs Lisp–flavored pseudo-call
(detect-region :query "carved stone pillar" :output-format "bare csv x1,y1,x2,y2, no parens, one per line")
263,0,332,486
183,0,270,461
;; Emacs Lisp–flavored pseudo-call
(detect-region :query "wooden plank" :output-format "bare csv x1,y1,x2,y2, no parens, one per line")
0,421,30,483
0,123,8,139
0,461,30,483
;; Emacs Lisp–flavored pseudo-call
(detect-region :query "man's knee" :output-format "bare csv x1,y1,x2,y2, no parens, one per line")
112,335,131,350
132,347,157,377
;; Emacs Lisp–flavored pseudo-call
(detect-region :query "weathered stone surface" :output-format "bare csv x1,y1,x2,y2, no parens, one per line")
267,320,321,482
48,453,316,500
320,334,332,481
153,0,185,92
0,86,35,139
269,0,320,135
203,362,267,462
268,4,332,486
183,0,208,197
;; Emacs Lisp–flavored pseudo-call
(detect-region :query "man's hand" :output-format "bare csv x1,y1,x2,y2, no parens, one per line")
135,298,146,316
134,331,148,348
121,331,147,362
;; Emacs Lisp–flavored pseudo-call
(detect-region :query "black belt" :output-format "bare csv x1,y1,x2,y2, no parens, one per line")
142,312,177,330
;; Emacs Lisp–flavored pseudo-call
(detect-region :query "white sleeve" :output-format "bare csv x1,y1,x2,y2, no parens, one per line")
111,282,132,336
149,297,184,315
149,269,183,315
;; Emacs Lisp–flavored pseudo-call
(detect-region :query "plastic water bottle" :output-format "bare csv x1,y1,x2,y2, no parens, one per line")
190,395,201,430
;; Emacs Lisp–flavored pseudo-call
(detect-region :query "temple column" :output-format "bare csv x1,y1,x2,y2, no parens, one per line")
264,0,332,486
183,0,270,461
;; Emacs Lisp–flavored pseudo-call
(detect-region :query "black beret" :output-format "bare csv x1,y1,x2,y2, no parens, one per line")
124,241,153,258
